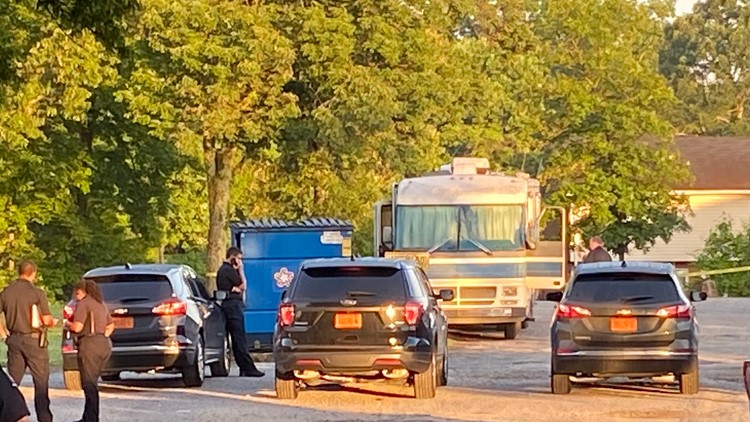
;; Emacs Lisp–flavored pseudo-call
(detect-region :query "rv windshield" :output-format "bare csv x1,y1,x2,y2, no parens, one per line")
395,205,524,252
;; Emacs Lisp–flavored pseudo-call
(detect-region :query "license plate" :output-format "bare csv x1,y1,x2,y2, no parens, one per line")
112,316,134,329
610,317,637,333
334,313,362,330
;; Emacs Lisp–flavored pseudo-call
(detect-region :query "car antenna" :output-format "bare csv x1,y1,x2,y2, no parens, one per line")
621,260,627,268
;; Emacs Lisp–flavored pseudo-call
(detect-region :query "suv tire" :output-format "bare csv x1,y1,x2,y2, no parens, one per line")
551,372,572,394
414,355,437,399
679,362,700,395
210,337,231,377
504,322,519,340
275,369,298,400
182,337,205,388
64,370,82,391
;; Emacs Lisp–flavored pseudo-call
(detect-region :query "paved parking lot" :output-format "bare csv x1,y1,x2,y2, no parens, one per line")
16,299,749,421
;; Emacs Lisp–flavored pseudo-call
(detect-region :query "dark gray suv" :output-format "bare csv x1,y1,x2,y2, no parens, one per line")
547,262,707,395
273,258,454,400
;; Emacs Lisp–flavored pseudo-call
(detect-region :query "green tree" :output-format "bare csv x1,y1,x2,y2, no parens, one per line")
120,0,299,289
228,0,502,254
696,219,750,296
467,0,692,259
0,25,187,297
660,0,750,135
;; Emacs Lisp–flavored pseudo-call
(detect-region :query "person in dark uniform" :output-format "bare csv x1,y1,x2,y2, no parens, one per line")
216,247,264,378
64,280,114,422
0,260,55,422
0,368,30,422
583,236,612,263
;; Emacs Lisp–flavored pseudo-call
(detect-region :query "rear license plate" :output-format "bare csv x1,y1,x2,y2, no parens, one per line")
610,317,637,333
334,313,362,330
112,316,134,329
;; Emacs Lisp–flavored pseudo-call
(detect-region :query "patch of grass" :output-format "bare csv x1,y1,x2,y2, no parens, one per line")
0,302,64,368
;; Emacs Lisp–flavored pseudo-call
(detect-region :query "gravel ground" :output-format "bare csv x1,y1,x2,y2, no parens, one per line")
14,298,749,422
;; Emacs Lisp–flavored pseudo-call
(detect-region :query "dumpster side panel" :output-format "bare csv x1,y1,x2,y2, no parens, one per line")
230,223,353,352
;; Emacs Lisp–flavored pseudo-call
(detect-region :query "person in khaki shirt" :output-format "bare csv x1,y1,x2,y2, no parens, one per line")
64,280,114,422
0,260,55,422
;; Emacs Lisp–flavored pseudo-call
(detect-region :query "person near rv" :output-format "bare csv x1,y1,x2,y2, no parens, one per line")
583,236,612,263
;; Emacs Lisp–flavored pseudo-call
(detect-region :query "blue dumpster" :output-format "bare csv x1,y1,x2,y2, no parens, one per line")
230,218,354,351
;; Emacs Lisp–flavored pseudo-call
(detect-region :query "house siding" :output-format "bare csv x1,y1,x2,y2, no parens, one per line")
627,192,750,263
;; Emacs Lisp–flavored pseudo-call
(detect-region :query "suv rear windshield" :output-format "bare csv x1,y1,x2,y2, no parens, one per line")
292,266,407,301
87,275,174,303
568,273,681,304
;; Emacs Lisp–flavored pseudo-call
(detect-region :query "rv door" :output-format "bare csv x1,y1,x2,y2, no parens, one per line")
374,200,393,256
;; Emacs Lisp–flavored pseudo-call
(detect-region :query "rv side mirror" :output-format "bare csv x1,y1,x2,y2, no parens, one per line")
213,290,228,301
382,226,393,247
546,291,564,302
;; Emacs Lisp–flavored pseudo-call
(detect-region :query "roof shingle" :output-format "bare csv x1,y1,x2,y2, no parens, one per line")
674,136,750,190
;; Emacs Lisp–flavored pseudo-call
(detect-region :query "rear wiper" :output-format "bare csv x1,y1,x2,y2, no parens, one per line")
619,295,655,303
346,291,376,297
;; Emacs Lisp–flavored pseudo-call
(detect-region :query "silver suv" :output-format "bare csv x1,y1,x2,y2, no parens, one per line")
547,261,707,395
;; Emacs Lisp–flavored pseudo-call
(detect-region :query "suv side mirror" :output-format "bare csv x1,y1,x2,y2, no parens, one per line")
546,291,564,302
213,290,228,301
437,289,454,302
689,291,708,302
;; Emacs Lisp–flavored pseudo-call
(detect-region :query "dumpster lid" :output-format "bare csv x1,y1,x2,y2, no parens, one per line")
230,217,353,232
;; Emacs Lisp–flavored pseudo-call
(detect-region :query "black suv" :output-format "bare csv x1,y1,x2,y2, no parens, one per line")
273,258,454,399
62,264,230,389
547,262,707,395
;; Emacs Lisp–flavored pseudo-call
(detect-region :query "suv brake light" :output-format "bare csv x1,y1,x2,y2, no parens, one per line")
404,301,423,325
152,298,187,316
279,304,295,327
556,304,591,319
656,304,692,319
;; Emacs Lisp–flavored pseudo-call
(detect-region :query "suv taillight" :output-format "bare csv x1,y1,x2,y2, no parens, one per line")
279,304,295,327
404,301,423,325
556,304,591,319
152,298,187,316
656,304,692,319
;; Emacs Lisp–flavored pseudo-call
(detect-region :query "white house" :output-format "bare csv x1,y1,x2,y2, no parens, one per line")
627,136,750,267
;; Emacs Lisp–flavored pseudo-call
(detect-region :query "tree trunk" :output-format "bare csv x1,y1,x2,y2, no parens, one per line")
205,146,236,293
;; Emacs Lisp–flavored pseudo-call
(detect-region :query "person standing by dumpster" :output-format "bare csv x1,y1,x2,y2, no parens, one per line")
65,280,114,422
216,247,264,378
0,260,55,422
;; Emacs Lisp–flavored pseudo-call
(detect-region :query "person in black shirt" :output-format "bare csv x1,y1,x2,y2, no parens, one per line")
0,260,55,422
0,368,30,422
216,247,264,377
583,236,612,263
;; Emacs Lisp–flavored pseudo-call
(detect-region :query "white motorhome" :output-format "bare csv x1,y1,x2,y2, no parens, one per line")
374,157,568,339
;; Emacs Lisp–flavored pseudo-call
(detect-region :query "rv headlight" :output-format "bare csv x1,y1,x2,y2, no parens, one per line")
502,286,518,297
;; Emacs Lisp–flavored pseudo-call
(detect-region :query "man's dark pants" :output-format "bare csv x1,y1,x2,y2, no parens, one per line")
7,334,53,422
221,298,258,373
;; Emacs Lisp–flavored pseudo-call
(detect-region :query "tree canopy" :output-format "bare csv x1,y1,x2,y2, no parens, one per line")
0,0,734,298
